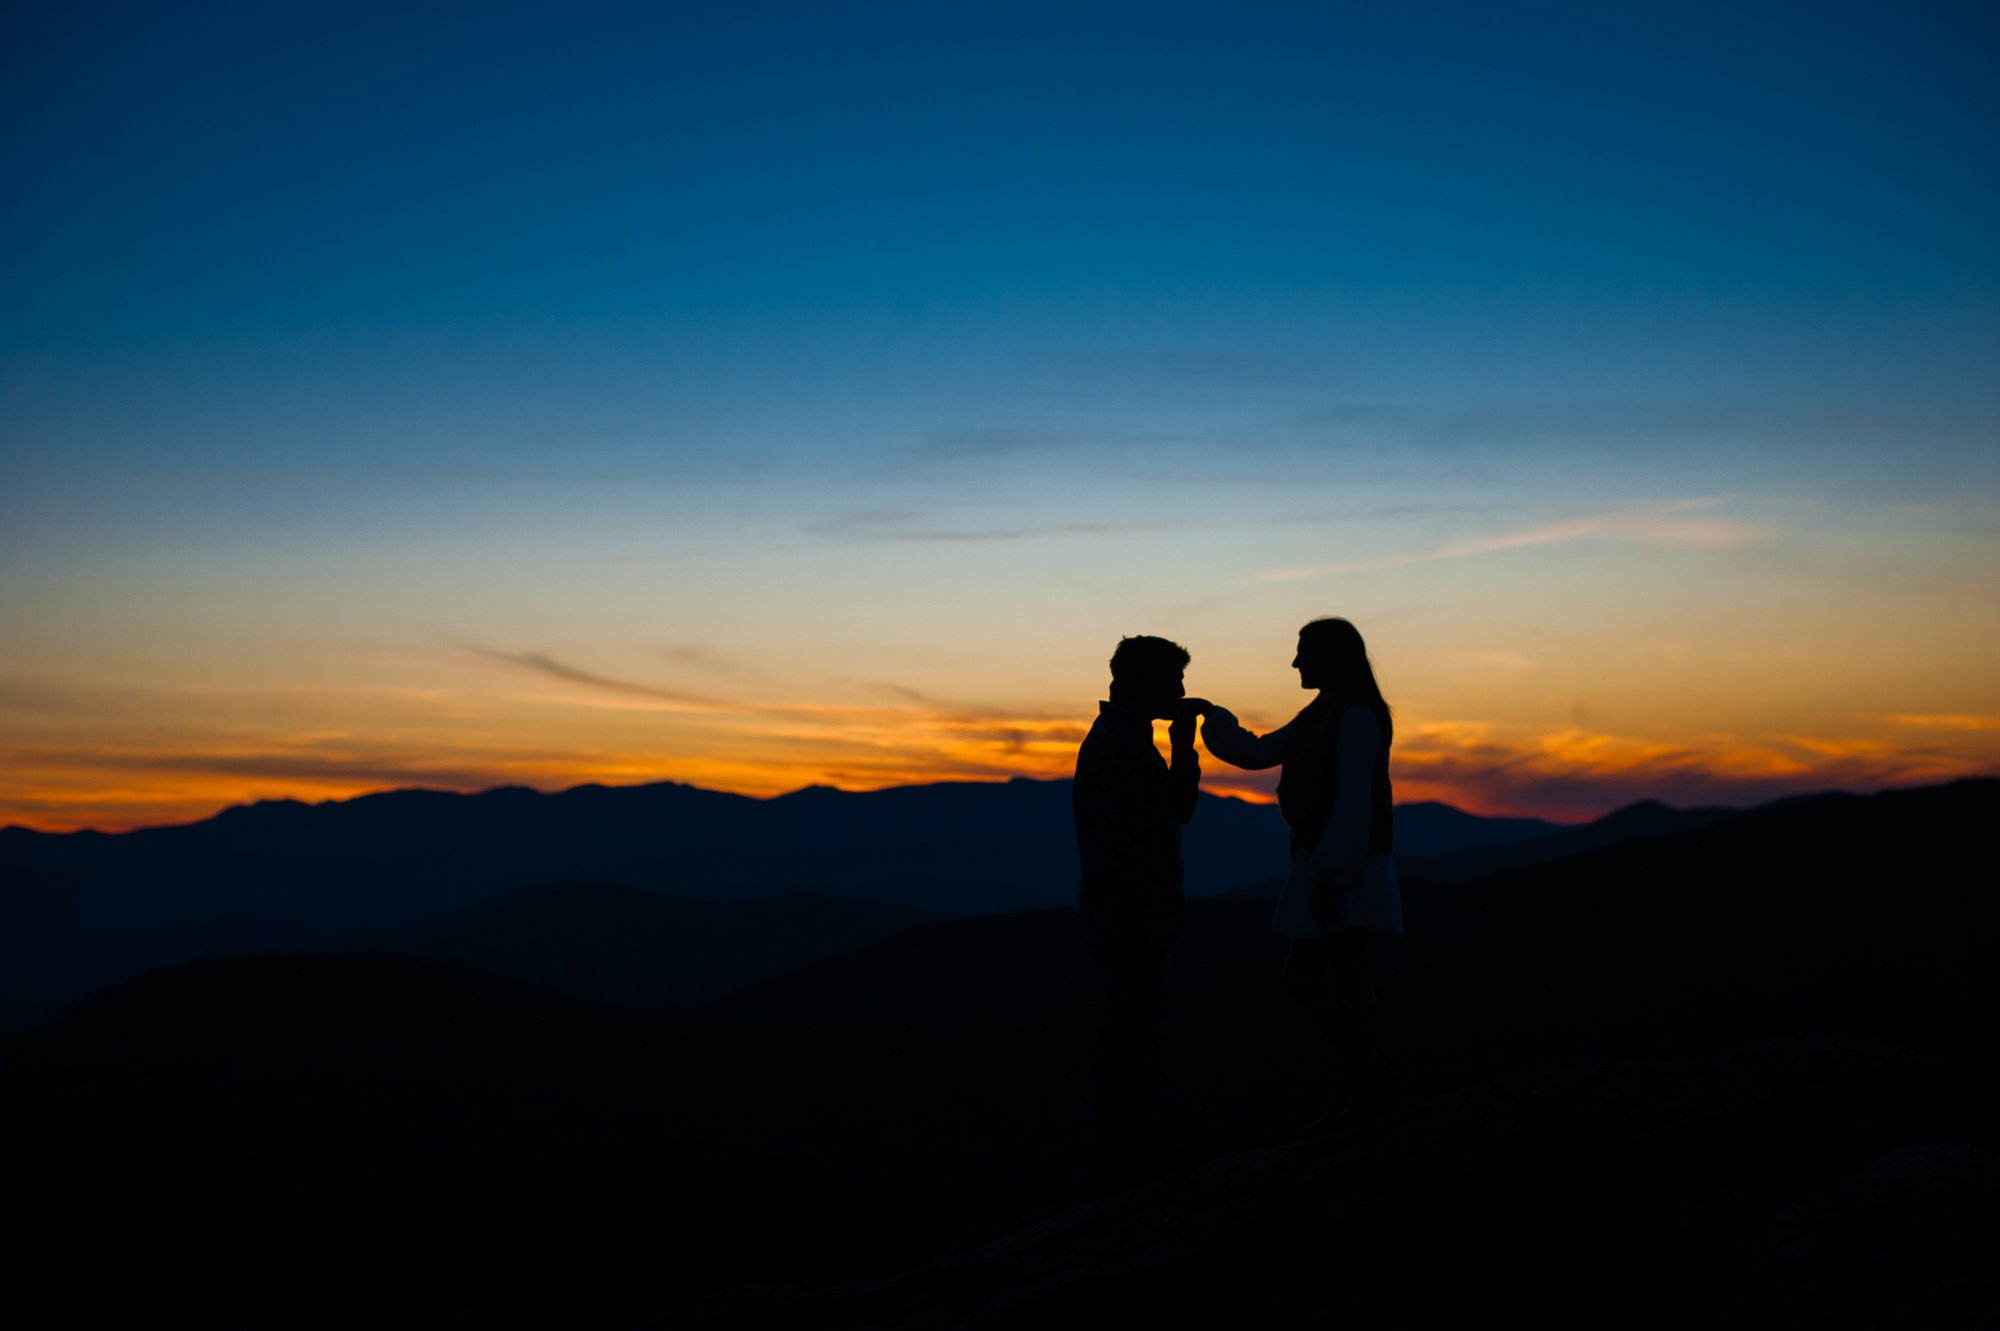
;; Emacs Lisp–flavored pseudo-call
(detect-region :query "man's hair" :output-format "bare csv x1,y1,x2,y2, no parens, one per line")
1108,635,1190,701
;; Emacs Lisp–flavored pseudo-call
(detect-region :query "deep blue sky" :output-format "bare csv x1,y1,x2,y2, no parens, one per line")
6,0,1995,341
3,1,1997,828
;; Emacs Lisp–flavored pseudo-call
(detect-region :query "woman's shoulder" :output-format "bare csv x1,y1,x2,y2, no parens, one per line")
1334,700,1382,741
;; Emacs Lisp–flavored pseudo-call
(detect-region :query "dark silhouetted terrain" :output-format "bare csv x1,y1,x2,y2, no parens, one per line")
1392,797,1741,882
659,1041,1968,1330
1387,799,1565,855
0,778,1991,1328
0,778,1281,1031
6,777,1771,1033
313,884,937,1008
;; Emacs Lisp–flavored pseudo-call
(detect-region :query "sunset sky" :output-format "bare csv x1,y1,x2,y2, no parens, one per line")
4,0,1997,831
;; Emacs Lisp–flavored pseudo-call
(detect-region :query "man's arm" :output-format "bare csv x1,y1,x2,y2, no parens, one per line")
1168,702,1202,826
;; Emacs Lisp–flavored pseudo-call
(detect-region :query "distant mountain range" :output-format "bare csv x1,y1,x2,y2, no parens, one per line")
0,776,1739,1032
0,777,1989,1329
1372,797,1739,884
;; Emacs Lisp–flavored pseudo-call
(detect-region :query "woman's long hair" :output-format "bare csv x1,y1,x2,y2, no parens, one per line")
1298,617,1392,743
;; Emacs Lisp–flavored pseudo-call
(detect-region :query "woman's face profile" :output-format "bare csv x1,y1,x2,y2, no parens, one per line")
1292,638,1329,690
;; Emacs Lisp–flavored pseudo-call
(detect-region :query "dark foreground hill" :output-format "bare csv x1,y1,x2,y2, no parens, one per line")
314,885,938,1008
0,779,1990,1329
0,956,736,1329
660,1041,1993,1330
0,876,945,1035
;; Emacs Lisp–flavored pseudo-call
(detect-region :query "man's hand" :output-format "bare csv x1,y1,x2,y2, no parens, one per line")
1169,697,1210,748
1144,916,1179,957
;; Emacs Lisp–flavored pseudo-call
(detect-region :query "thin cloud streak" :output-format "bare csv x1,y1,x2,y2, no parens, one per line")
1886,714,2000,731
2,746,544,792
1252,499,1772,583
465,648,721,709
805,509,1234,544
821,520,1159,544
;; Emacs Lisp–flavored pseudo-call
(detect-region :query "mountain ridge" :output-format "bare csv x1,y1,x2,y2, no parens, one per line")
0,777,1542,861
0,772,1863,1036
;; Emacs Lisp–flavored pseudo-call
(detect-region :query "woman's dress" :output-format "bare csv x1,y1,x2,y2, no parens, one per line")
1202,699,1403,939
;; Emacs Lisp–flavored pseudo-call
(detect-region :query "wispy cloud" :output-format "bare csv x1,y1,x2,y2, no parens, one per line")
809,516,1163,543
810,505,1424,545
465,648,719,708
0,728,626,831
1251,499,1773,583
661,645,772,684
468,648,1099,771
3,745,539,792
1885,714,2000,731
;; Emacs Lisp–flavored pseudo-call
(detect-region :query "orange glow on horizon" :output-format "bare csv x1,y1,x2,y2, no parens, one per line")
6,704,1992,833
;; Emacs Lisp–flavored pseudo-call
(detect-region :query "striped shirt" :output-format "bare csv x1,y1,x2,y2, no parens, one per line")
1072,702,1200,947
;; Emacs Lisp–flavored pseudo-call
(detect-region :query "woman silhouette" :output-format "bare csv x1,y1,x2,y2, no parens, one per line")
1198,617,1403,1131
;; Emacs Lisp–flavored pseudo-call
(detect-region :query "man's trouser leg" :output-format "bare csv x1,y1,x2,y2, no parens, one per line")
1081,933,1169,1172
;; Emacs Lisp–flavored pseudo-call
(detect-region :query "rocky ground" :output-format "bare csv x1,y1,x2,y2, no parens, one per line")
654,1039,2000,1331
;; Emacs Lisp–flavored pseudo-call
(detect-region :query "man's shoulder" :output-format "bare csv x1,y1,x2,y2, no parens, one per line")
1080,707,1136,744
1083,713,1153,750
1077,715,1153,770
1074,722,1125,771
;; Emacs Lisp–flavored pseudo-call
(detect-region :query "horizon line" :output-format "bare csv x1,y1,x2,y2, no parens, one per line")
12,769,1987,839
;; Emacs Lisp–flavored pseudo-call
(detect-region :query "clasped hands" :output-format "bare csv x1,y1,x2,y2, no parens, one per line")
1169,696,1213,749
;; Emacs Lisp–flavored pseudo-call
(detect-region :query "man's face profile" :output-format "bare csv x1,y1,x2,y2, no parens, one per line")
1132,670,1186,720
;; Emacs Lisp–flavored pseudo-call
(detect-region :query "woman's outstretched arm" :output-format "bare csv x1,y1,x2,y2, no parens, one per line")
1199,706,1290,770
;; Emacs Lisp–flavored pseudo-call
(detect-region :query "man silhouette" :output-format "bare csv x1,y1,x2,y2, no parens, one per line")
1072,634,1203,1199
